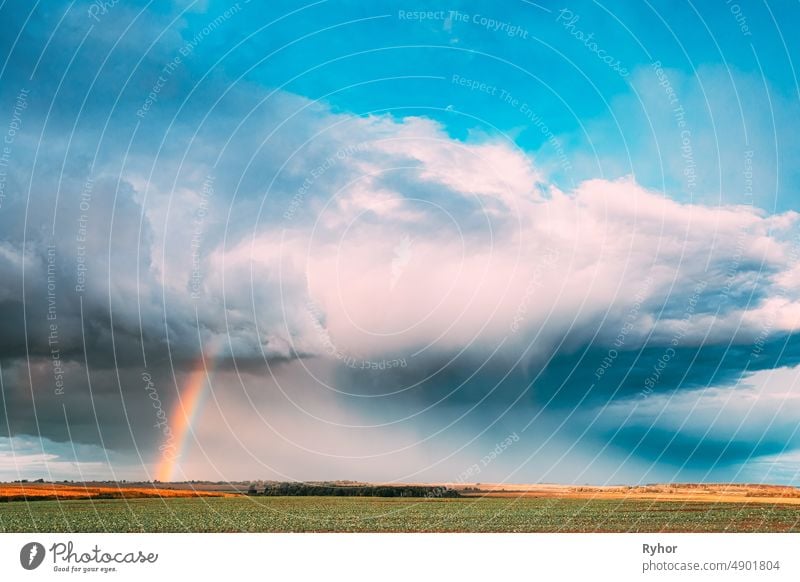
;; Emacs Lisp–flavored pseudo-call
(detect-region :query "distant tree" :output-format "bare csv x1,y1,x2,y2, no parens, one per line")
262,482,460,498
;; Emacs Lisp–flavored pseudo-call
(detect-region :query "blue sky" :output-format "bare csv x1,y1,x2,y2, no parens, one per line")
0,0,799,485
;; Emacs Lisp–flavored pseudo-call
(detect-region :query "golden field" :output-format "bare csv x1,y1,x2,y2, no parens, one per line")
452,482,800,505
0,482,235,502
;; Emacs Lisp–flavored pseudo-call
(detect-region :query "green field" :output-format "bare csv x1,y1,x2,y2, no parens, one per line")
2,496,800,532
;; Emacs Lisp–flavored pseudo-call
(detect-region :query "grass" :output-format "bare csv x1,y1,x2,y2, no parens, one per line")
2,496,800,533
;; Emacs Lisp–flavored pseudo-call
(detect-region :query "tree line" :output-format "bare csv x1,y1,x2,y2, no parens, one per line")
255,482,460,498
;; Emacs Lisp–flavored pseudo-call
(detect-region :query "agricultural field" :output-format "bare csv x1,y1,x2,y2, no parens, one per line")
0,482,233,502
2,495,800,533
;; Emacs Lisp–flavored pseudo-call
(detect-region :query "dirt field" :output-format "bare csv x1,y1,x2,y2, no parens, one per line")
451,482,800,505
0,482,235,502
4,481,800,506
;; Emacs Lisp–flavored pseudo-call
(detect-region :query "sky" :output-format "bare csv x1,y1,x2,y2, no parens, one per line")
0,0,799,485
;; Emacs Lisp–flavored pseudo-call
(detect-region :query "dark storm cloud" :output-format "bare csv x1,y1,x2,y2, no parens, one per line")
605,426,790,468
0,0,416,462
329,331,800,469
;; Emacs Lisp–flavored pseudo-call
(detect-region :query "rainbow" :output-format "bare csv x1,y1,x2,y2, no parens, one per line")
155,341,219,482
